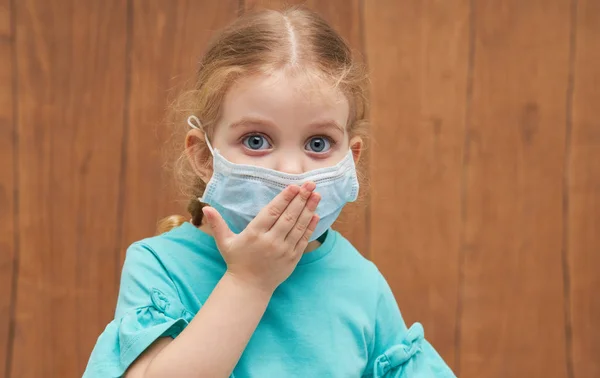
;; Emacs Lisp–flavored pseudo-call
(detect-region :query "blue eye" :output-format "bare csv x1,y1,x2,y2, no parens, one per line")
305,137,331,153
242,134,271,150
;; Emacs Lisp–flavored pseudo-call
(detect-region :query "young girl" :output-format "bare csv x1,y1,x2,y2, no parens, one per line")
84,7,455,378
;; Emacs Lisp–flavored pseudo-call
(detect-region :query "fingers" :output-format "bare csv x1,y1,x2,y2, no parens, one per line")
202,207,233,248
249,185,301,232
284,191,320,245
269,182,316,237
294,214,320,253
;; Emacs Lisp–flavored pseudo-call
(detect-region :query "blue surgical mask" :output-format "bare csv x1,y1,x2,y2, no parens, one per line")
188,116,359,242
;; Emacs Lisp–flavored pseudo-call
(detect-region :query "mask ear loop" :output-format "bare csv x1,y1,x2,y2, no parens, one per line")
187,115,215,214
187,115,214,155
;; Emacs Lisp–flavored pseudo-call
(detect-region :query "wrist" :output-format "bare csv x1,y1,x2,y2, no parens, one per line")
222,270,275,300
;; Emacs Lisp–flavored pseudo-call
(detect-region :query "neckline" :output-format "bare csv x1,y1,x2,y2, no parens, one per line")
172,222,336,266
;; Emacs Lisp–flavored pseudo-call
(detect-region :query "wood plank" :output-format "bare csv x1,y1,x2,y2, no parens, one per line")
120,0,239,259
244,0,369,255
364,0,469,368
569,0,600,376
459,1,571,376
0,0,14,374
12,1,127,376
0,0,9,36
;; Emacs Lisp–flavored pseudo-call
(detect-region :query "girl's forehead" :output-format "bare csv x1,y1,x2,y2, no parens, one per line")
223,70,349,117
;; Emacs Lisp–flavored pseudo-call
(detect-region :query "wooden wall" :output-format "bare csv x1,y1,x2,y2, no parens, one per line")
1,1,598,377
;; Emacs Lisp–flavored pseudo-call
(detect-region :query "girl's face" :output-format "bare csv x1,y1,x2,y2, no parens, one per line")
188,70,362,179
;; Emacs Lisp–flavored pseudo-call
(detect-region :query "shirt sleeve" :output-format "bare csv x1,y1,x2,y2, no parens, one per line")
83,242,195,378
362,272,456,378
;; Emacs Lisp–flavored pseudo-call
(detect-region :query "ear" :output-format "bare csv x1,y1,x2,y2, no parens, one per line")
185,129,213,183
349,136,363,165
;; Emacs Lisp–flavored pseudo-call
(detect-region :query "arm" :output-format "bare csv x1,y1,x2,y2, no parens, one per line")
126,273,272,378
127,183,320,378
362,272,456,378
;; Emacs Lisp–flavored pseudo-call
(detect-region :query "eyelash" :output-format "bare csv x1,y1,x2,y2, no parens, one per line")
240,133,272,150
239,133,337,152
305,135,336,153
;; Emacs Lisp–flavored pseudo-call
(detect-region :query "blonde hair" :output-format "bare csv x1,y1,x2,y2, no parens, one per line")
158,6,369,234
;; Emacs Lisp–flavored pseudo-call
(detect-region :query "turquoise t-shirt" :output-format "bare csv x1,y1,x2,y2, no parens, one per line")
83,222,455,377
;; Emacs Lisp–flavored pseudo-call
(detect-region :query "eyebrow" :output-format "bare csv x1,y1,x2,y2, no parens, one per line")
229,117,345,134
308,120,345,134
229,117,277,129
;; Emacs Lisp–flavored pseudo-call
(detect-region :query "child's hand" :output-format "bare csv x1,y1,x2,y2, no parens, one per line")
202,182,321,294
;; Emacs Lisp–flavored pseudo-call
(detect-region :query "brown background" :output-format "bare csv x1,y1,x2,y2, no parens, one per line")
1,0,599,377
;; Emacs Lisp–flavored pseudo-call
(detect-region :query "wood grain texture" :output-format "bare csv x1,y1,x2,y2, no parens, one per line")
569,0,600,376
0,0,15,374
459,1,571,377
119,1,239,260
0,0,9,36
364,0,469,368
12,1,127,376
2,1,600,375
244,0,370,255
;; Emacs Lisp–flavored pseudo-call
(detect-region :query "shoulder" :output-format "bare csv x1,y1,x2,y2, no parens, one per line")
124,223,221,272
329,231,389,310
333,232,411,326
118,223,224,305
334,233,401,299
332,231,385,281
121,223,225,306
128,226,192,260
118,233,183,287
